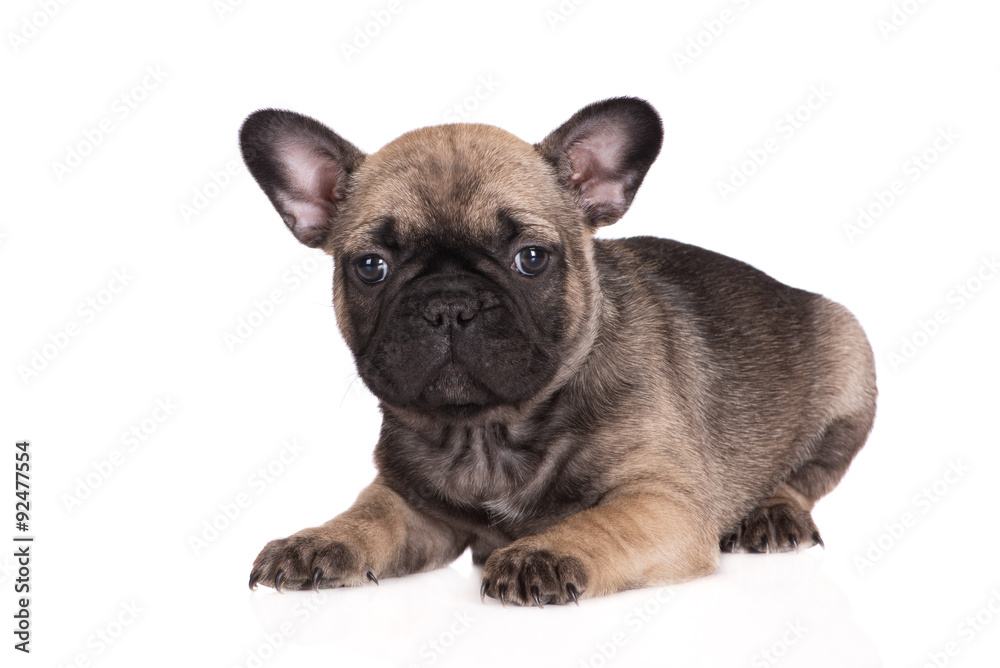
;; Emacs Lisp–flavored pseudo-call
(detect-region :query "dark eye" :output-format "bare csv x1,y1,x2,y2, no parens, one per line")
355,255,388,283
513,247,550,276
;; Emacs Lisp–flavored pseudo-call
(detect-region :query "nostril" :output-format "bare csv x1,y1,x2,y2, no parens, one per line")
453,301,482,325
422,293,481,327
422,296,444,326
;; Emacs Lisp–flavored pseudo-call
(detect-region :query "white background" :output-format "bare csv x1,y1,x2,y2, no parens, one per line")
2,1,999,667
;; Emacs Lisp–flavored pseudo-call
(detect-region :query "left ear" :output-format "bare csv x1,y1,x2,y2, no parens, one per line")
535,97,663,227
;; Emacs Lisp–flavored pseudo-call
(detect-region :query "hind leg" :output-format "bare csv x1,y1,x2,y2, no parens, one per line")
722,412,875,553
781,412,876,501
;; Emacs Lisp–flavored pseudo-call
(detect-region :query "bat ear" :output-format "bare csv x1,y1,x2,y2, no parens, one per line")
536,97,663,227
239,110,365,248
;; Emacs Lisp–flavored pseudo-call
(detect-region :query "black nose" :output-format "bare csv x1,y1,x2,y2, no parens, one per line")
422,292,481,327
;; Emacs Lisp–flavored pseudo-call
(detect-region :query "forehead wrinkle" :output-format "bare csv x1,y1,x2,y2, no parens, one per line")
337,123,567,250
504,212,563,247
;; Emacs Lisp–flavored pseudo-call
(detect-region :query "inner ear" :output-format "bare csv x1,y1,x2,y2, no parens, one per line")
271,141,349,247
566,126,631,223
240,110,365,248
536,97,663,228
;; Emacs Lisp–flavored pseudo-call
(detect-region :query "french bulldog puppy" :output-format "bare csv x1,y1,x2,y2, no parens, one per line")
239,98,876,606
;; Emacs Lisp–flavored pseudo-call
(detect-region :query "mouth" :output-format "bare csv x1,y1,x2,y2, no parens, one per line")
409,362,499,412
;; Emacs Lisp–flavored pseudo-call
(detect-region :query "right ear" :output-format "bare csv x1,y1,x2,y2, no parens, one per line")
239,109,365,248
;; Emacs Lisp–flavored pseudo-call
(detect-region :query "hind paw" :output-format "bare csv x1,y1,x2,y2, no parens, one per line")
720,503,823,554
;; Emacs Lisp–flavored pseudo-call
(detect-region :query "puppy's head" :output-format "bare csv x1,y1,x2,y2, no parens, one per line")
240,98,662,421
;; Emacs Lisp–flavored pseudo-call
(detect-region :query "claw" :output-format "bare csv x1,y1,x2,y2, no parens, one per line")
274,571,285,593
531,585,543,609
498,585,507,607
366,571,379,585
566,582,580,606
480,580,489,604
812,531,825,549
312,568,322,591
789,534,798,550
249,571,260,591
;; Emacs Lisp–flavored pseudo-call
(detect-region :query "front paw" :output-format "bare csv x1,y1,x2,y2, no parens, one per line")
481,544,588,607
248,530,379,592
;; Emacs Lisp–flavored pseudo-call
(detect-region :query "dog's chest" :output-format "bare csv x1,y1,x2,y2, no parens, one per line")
430,424,541,505
381,421,594,531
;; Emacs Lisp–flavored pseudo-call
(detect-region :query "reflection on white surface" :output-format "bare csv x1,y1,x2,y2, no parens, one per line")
247,549,882,667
